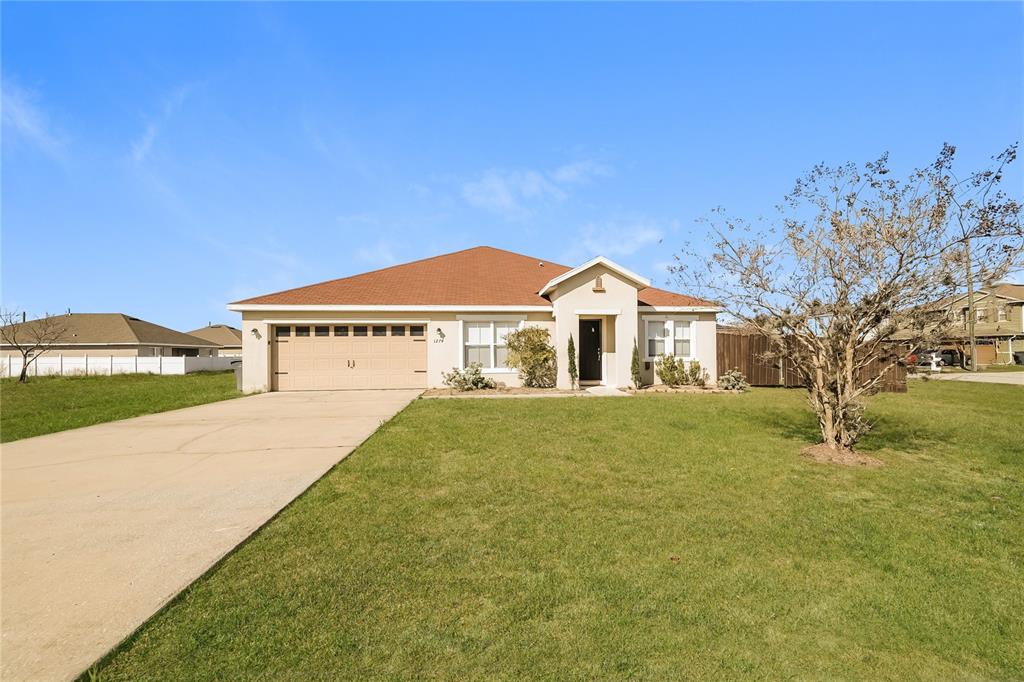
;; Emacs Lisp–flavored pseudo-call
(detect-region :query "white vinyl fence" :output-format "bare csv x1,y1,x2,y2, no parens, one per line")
1,355,240,378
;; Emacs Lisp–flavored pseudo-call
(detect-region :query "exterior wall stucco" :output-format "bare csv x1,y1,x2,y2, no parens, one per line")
637,312,718,386
239,310,555,392
550,264,641,389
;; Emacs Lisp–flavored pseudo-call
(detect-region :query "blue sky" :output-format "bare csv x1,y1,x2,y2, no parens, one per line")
3,2,1021,331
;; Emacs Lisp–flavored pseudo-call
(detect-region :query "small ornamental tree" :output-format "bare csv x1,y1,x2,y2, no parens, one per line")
631,339,642,388
505,326,557,388
0,310,69,383
567,333,578,389
672,146,1022,454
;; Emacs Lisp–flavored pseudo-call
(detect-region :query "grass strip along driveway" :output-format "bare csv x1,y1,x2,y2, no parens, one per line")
1,372,239,442
92,381,1022,680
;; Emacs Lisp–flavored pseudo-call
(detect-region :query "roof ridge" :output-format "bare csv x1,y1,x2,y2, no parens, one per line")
230,245,571,305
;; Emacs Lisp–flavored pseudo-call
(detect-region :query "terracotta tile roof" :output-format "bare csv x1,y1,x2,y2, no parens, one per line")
637,286,715,307
232,246,714,308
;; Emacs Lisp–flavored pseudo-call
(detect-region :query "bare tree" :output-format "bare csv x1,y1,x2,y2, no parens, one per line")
671,148,1022,456
0,311,70,383
931,143,1021,369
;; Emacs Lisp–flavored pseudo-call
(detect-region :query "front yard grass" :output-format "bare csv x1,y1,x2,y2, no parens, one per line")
1,372,239,442
92,381,1022,680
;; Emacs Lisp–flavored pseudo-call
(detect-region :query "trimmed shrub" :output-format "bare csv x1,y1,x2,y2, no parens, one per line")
655,354,685,386
631,339,643,388
687,359,709,387
655,355,710,388
505,327,557,388
567,334,578,389
718,368,750,392
441,363,496,391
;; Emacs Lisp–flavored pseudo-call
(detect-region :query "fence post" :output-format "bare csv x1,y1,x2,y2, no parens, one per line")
159,356,163,375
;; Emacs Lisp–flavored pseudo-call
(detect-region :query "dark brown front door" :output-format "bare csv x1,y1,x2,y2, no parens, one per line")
579,319,601,381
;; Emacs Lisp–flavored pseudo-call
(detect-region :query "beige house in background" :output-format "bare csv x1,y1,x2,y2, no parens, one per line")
228,246,719,392
945,283,1024,365
0,313,219,358
187,324,243,357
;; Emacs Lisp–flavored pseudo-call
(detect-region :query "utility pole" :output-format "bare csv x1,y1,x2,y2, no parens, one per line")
964,238,978,372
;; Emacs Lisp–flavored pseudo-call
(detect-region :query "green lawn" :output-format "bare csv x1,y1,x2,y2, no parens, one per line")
92,382,1022,681
1,372,240,442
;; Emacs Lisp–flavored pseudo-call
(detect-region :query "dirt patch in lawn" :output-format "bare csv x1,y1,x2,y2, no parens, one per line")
801,444,884,467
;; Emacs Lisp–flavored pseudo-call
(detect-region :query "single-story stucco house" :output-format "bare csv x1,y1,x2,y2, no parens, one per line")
0,313,220,358
187,324,243,357
227,246,720,392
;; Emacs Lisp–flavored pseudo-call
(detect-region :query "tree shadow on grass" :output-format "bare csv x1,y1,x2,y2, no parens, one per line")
751,403,946,457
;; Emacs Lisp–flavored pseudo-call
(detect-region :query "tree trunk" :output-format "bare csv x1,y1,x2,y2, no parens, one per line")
964,239,978,372
18,353,29,383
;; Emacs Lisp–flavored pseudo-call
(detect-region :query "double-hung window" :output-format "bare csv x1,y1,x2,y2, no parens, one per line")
463,320,519,370
646,321,670,357
645,318,695,359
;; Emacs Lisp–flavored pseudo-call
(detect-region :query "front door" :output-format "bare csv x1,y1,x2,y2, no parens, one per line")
579,319,602,381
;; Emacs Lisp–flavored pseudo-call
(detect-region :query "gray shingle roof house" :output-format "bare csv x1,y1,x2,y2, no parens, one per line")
0,313,220,358
186,324,243,356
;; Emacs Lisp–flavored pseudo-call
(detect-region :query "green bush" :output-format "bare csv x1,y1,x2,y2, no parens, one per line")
687,359,709,387
718,368,750,391
655,355,709,387
505,327,557,388
441,363,496,391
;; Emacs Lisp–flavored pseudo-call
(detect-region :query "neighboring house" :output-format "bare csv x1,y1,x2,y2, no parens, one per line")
227,246,719,392
0,313,220,358
187,324,243,357
945,283,1024,365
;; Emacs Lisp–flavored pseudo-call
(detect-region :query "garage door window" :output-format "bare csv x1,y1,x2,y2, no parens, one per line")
410,325,425,337
392,325,406,336
276,326,291,337
295,326,310,337
353,326,368,336
315,326,329,337
334,326,348,336
372,326,387,337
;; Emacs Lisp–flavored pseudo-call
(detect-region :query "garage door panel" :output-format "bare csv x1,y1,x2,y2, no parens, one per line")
272,325,426,391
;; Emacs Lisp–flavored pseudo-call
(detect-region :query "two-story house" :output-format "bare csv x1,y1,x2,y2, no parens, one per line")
946,282,1024,366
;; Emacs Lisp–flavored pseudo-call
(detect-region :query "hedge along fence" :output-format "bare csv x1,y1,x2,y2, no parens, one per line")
716,329,907,393
0,355,239,378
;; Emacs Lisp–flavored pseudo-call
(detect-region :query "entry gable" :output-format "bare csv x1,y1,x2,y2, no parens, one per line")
538,256,651,298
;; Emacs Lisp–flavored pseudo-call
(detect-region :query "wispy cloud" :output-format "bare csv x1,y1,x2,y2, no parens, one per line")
131,83,194,163
1,77,66,161
461,160,612,218
550,160,613,184
355,240,399,267
563,218,667,264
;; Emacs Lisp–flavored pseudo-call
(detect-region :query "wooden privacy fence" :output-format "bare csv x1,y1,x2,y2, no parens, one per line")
716,330,907,393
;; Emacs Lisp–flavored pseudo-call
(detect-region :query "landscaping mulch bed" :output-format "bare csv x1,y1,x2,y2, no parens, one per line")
629,385,741,395
421,386,579,398
801,443,884,467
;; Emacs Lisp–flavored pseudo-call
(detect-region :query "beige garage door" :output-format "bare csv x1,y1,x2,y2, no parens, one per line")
272,324,427,391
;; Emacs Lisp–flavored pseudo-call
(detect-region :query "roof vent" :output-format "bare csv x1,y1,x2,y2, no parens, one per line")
538,262,545,267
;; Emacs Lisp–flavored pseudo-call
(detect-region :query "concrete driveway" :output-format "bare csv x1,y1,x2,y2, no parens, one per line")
1,389,419,681
925,371,1024,385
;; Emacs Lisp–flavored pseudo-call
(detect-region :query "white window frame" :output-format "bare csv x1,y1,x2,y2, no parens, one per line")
457,316,525,372
643,316,697,361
